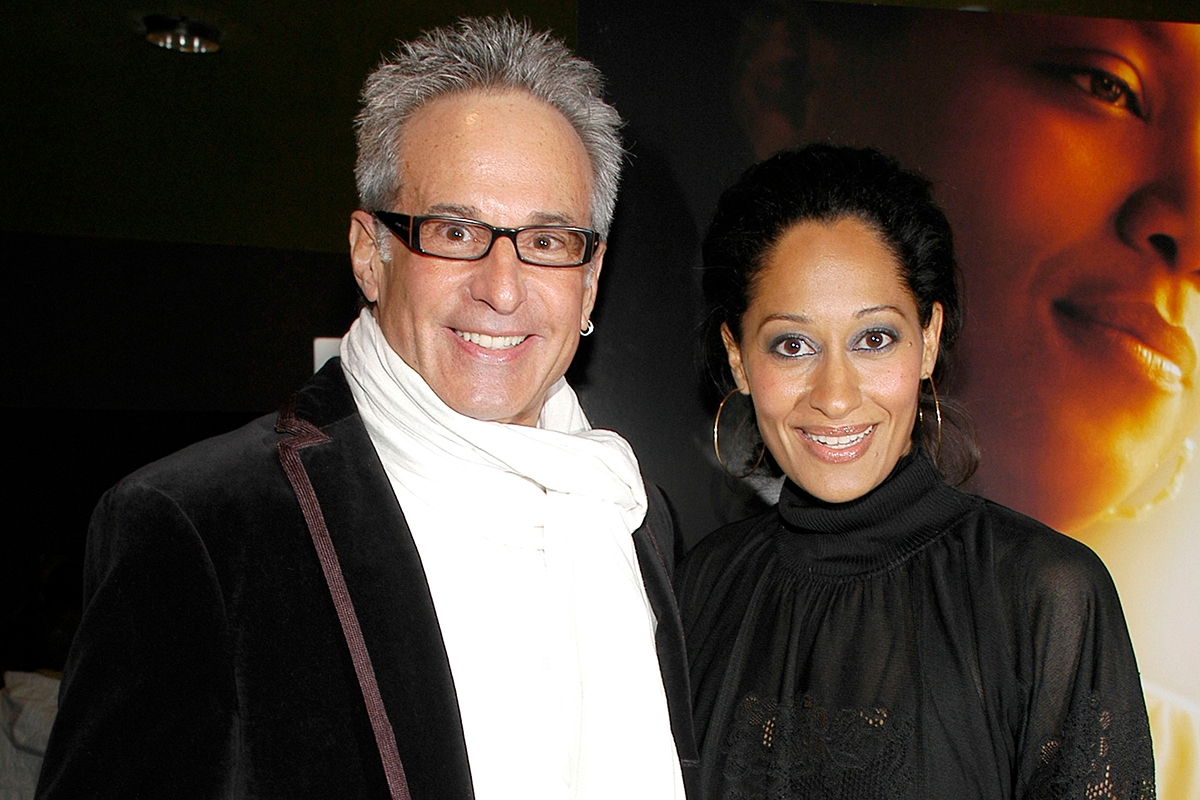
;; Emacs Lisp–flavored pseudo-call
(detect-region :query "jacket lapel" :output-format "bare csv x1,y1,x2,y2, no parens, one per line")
286,360,475,800
283,360,700,799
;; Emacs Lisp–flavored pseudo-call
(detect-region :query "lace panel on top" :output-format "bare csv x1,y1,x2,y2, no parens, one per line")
1030,693,1155,800
720,693,914,800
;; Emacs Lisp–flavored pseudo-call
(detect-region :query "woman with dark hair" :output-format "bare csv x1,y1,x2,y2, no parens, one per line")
727,6,1200,793
679,144,1154,799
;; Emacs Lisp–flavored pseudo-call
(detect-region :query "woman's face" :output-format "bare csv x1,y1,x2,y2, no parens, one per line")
786,13,1200,531
723,217,942,503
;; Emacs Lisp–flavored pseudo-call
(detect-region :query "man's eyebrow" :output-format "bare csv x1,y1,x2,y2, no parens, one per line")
425,202,480,219
423,203,579,227
526,211,577,227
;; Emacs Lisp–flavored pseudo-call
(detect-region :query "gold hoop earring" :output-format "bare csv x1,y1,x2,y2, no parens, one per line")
924,376,943,456
713,388,766,479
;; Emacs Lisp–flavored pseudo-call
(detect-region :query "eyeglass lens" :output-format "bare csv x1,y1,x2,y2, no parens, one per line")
419,217,588,266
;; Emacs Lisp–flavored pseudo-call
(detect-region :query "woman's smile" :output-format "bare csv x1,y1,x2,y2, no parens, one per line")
797,423,877,463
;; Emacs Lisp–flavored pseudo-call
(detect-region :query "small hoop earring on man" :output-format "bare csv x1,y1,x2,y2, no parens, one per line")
713,388,766,479
580,319,594,337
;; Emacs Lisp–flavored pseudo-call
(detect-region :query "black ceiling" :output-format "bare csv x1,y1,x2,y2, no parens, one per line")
0,1,578,253
2,0,1194,254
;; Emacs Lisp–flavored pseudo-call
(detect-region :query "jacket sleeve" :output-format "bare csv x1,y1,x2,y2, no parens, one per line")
635,482,702,798
1008,531,1155,800
36,481,238,799
642,481,685,574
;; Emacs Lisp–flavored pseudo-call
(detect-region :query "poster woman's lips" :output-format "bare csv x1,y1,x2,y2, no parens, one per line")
1053,297,1196,388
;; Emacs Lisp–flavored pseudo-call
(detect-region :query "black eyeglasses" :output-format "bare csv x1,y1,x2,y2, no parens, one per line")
373,211,599,267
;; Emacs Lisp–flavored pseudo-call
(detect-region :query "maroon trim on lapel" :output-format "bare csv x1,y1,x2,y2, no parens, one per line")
276,398,412,800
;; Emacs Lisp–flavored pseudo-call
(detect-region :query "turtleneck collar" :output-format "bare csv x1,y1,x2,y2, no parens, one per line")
775,449,974,576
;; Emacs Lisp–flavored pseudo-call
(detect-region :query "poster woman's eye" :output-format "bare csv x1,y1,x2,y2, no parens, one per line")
1046,56,1147,118
1068,67,1144,115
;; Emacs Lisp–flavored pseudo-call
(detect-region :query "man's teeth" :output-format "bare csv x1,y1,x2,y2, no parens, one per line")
456,330,527,350
806,426,873,448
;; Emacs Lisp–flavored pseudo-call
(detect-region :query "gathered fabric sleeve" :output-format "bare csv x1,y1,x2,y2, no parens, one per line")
995,510,1155,800
35,481,238,799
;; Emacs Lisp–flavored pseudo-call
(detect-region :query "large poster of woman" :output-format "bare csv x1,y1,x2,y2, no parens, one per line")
580,2,1199,795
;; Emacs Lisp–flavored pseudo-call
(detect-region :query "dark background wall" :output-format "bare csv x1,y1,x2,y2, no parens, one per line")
3,0,1196,674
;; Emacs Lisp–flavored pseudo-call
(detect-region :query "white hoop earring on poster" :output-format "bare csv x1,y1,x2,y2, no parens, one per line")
1108,437,1196,519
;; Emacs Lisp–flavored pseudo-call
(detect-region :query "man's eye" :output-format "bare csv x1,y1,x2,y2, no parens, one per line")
424,219,484,242
436,224,473,241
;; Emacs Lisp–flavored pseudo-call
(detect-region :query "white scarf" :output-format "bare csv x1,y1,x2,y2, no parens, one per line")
340,310,684,800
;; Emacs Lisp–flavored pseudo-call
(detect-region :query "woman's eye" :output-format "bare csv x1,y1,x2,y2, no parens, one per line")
770,336,815,358
1070,68,1142,114
855,330,896,351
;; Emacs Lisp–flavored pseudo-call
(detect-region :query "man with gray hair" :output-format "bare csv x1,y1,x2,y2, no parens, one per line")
37,17,698,799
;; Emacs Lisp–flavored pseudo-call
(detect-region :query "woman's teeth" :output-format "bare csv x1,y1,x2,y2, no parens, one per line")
806,426,873,448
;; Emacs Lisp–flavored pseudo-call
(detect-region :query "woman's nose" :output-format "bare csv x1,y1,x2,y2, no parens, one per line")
1117,187,1199,278
808,353,862,419
1116,120,1200,278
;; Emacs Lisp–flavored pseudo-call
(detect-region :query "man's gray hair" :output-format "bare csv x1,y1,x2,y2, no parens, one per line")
355,16,625,238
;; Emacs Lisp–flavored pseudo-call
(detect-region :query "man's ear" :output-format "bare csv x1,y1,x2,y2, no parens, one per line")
580,242,605,331
721,323,751,394
349,210,384,303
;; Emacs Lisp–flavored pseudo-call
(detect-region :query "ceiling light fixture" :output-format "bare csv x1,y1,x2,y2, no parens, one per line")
140,14,223,54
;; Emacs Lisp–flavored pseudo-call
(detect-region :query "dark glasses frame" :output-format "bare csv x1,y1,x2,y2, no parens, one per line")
372,211,599,267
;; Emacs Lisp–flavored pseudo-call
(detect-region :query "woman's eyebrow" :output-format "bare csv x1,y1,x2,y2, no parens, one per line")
855,305,905,318
761,313,811,325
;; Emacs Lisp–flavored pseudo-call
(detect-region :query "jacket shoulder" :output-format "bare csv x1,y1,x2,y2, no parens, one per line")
109,359,357,505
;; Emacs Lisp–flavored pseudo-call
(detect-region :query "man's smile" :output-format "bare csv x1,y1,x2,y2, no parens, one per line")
454,329,530,350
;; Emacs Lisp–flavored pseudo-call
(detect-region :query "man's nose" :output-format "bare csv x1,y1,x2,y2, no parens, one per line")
468,236,527,313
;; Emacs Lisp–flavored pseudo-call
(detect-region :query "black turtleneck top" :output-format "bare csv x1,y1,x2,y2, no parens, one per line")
678,451,1154,800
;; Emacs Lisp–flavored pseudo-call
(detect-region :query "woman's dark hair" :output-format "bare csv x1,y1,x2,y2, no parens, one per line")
703,143,977,484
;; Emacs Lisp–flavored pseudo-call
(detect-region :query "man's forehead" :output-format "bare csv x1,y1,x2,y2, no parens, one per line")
393,90,594,225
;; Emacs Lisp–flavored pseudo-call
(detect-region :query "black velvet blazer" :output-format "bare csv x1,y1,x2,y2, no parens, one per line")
36,359,700,799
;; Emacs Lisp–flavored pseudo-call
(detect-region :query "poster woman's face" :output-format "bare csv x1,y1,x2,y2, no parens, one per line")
789,13,1200,531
